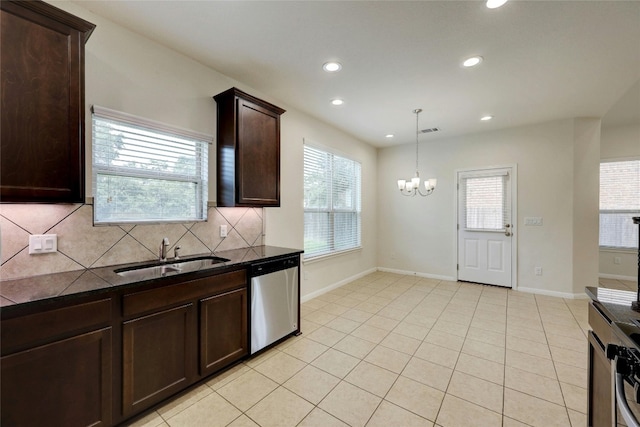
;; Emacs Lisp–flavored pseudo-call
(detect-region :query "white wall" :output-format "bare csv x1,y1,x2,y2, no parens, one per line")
601,124,640,160
378,118,600,298
599,122,640,279
4,1,379,297
572,119,602,294
266,108,378,299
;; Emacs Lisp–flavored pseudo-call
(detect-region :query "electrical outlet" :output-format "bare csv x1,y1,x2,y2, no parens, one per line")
534,267,543,276
219,224,228,237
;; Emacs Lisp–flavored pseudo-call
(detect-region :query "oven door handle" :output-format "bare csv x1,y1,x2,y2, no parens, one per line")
616,373,640,427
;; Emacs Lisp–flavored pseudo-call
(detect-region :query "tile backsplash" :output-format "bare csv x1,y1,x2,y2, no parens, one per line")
0,203,264,281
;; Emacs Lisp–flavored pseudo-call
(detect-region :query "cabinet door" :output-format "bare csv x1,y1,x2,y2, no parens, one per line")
122,304,196,417
1,327,112,427
588,330,612,427
214,87,285,207
236,98,281,206
200,288,248,376
0,1,94,202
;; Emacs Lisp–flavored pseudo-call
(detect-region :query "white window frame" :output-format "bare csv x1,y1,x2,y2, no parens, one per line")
599,158,640,251
91,106,211,225
303,142,362,261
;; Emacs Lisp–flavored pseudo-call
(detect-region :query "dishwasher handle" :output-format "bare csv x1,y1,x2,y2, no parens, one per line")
251,257,299,277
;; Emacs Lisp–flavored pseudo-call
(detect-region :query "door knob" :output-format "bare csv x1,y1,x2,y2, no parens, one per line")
505,224,512,237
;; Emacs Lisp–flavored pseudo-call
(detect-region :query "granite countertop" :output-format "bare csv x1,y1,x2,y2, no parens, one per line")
0,246,302,311
586,286,640,325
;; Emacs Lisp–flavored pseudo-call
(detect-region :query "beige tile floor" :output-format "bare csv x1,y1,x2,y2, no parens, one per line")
126,273,638,427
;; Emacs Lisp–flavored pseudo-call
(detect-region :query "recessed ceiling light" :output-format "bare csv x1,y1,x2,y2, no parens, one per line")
481,115,494,121
486,0,508,9
331,98,344,106
323,62,342,72
385,134,394,138
463,56,483,67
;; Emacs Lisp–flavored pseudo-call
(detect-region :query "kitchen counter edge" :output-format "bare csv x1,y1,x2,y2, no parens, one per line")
0,246,303,314
585,285,640,325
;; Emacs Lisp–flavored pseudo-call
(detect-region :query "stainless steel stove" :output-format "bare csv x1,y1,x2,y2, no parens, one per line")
607,320,640,427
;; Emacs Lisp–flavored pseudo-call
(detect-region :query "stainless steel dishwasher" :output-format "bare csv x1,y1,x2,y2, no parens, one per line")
250,255,300,354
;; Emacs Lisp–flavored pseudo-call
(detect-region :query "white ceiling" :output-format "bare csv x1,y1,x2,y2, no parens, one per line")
73,0,640,147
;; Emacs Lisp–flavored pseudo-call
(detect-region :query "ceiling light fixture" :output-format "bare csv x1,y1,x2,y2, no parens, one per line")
463,56,483,67
486,0,508,9
385,134,394,138
397,109,437,197
331,98,344,106
323,62,342,72
481,115,494,121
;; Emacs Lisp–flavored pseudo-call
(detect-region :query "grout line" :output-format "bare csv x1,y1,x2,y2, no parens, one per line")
147,272,594,426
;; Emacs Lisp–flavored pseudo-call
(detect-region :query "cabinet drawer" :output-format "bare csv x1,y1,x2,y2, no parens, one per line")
1,298,112,354
588,302,611,346
123,270,247,317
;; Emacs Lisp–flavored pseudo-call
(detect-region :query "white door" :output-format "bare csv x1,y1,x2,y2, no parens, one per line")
457,168,514,287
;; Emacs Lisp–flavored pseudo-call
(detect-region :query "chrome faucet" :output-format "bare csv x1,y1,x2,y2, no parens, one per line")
159,237,170,261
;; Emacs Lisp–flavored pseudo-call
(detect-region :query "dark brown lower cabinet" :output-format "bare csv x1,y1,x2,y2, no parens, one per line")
122,303,196,417
200,288,248,376
1,266,257,426
588,330,612,426
1,327,112,427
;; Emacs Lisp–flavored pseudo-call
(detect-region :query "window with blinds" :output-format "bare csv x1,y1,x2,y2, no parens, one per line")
304,145,361,259
600,159,640,249
92,106,210,224
460,172,510,231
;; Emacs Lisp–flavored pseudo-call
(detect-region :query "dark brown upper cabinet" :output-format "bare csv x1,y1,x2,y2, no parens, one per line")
0,1,95,203
214,87,285,207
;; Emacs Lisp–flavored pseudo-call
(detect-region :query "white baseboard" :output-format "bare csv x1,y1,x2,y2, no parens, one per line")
376,267,456,282
300,267,377,302
516,286,588,299
302,266,598,302
599,273,637,282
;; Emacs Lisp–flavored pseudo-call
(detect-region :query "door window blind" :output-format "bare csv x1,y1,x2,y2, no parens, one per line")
600,160,640,249
92,106,210,224
461,172,510,231
304,145,361,259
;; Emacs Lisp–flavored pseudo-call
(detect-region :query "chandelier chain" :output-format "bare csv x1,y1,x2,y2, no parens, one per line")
396,108,436,197
415,110,419,173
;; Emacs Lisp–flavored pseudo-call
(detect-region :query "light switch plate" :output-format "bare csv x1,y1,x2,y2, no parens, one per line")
219,225,228,238
29,234,57,254
524,217,543,226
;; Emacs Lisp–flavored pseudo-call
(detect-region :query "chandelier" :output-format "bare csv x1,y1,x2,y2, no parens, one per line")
397,109,437,196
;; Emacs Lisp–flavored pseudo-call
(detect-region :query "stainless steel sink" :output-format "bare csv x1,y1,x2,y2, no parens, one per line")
114,256,230,277
116,264,182,277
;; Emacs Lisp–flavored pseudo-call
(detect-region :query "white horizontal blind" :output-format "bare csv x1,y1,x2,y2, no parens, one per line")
92,106,209,224
304,145,361,259
461,173,509,231
600,160,640,249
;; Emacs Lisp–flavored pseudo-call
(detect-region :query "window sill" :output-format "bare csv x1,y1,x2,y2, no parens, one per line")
303,247,362,265
600,247,638,254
